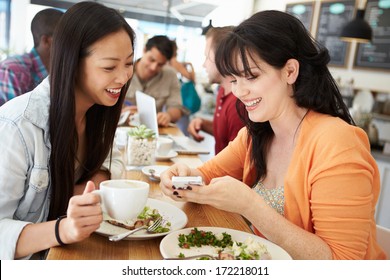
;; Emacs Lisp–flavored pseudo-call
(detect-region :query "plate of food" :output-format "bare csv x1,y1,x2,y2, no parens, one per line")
95,198,187,240
160,227,292,260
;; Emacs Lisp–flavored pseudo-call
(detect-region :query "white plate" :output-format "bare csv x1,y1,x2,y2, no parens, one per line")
141,165,169,179
95,198,188,240
155,150,178,161
160,227,292,260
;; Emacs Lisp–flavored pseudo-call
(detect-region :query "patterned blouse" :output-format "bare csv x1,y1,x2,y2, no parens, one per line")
253,182,285,216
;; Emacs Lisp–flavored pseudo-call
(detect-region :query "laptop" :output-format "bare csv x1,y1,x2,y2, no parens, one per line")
135,90,210,155
135,90,159,137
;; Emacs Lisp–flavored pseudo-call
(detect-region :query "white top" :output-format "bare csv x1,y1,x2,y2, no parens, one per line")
0,78,124,259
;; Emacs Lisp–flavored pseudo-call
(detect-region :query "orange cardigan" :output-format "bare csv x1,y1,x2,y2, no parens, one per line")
198,111,386,259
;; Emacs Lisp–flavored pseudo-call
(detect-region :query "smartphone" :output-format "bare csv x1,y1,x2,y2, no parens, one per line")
172,176,203,189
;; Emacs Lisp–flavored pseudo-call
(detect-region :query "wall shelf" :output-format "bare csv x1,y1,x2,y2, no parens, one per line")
372,113,390,122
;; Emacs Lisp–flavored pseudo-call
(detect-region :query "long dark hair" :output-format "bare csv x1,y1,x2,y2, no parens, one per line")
48,1,135,220
215,10,354,183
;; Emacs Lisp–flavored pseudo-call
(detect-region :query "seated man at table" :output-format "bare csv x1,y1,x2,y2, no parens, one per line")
0,8,64,106
125,35,184,127
187,27,245,154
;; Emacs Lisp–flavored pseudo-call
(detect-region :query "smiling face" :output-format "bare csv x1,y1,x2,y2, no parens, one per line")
203,37,222,84
230,53,297,124
76,29,134,109
137,47,168,81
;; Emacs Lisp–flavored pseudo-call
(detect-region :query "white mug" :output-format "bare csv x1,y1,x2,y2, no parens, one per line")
94,180,149,221
157,137,173,156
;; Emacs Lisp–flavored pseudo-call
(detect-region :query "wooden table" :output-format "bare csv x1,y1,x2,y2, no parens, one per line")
46,127,252,260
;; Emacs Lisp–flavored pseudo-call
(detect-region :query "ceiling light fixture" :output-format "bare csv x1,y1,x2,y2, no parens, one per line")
340,0,372,43
201,19,213,35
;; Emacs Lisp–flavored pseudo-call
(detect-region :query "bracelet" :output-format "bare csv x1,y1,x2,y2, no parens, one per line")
55,215,67,246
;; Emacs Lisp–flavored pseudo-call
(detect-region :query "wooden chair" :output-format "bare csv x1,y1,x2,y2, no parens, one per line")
376,224,390,260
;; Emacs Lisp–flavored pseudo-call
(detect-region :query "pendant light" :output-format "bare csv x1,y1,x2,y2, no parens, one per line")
340,0,372,43
202,19,213,35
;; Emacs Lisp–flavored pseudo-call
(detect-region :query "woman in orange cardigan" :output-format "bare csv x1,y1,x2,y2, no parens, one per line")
160,10,385,259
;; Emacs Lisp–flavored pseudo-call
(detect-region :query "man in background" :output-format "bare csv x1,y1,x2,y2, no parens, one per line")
125,35,183,127
187,27,245,154
0,8,64,106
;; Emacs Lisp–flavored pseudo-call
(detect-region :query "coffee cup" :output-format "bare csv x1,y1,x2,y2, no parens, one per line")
157,137,173,156
94,180,149,221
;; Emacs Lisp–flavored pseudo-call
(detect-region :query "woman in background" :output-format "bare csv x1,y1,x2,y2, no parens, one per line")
169,40,199,135
0,1,135,259
169,40,196,82
160,10,385,259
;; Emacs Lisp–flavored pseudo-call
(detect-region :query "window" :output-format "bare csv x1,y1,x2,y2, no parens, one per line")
0,0,10,60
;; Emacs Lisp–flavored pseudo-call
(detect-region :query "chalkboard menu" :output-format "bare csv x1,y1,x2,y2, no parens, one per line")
316,0,355,67
354,0,390,70
286,2,314,32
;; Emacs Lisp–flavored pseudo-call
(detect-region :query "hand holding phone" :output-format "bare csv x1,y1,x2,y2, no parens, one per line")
172,176,203,189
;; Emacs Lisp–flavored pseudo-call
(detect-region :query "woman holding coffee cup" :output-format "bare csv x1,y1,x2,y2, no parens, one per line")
0,2,135,259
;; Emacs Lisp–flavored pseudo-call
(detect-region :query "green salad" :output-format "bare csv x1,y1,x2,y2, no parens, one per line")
178,228,233,249
137,206,171,233
177,228,271,260
107,206,171,233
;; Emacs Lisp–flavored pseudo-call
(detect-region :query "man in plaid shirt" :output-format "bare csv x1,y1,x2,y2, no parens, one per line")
0,8,63,106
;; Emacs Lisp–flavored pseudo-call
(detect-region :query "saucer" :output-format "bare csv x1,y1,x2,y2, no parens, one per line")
155,150,178,161
141,165,169,179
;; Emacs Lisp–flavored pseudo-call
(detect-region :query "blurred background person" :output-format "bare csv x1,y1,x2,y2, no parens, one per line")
169,40,196,82
170,40,200,135
0,8,64,106
187,26,244,154
125,35,183,127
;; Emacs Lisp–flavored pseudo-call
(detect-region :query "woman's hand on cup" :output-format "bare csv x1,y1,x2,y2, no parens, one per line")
61,181,103,244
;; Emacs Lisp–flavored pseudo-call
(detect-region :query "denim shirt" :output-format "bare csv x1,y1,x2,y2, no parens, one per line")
0,78,124,259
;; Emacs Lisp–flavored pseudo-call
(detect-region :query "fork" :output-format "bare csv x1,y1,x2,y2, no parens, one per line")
108,216,163,242
164,254,218,260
